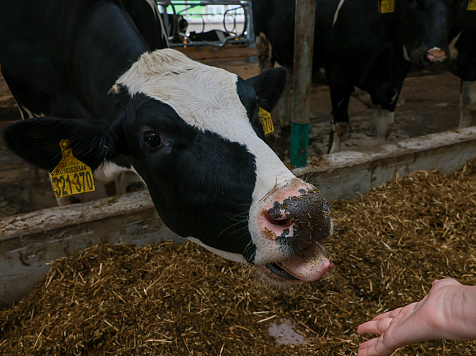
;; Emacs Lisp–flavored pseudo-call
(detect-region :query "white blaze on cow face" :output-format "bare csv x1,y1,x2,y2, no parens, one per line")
115,49,333,284
116,49,295,206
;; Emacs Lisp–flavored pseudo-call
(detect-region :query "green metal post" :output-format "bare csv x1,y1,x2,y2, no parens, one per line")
290,0,316,167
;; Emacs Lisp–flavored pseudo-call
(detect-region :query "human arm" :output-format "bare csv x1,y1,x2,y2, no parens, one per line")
357,278,476,356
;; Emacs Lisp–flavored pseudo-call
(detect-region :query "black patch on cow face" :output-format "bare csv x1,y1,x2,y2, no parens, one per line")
119,95,257,256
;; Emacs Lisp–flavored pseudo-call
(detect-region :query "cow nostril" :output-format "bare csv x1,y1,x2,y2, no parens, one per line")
264,211,292,228
427,54,447,63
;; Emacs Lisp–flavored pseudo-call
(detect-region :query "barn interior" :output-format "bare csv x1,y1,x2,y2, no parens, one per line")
1,1,476,355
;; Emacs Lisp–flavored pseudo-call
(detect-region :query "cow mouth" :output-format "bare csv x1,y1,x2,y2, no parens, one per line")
256,244,333,284
265,262,299,280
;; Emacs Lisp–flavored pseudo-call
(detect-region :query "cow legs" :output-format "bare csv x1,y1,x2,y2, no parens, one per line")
55,193,82,206
94,162,145,195
353,87,395,143
328,85,352,154
116,170,146,194
351,87,376,109
375,109,395,144
329,121,348,154
459,80,476,128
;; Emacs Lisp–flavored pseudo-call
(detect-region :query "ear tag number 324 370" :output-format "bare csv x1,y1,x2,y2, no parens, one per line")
49,139,95,198
259,107,274,135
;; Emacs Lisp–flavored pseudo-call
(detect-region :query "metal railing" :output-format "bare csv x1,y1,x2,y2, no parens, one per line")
156,1,255,47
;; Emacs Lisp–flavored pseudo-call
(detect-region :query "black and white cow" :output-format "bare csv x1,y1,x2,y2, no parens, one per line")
252,0,471,153
189,30,232,43
0,0,333,284
162,13,189,43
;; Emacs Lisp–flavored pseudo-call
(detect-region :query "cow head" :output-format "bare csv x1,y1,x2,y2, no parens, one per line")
2,49,333,285
396,0,462,69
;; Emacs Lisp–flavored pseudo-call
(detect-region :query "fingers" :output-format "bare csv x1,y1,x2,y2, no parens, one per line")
359,301,420,333
358,318,392,335
357,280,462,355
358,305,410,335
358,334,396,356
372,307,404,321
432,278,461,288
358,337,378,356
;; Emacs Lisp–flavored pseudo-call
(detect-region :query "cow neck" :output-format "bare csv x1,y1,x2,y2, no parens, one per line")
65,1,152,120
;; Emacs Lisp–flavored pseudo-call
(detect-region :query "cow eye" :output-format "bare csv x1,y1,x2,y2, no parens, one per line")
144,132,162,149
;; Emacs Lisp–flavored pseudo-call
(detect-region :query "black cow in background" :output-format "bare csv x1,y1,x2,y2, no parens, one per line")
252,0,474,153
451,4,476,128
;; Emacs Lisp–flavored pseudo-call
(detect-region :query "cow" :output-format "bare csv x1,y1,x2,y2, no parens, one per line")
252,0,471,153
189,30,232,43
0,0,334,285
162,12,189,43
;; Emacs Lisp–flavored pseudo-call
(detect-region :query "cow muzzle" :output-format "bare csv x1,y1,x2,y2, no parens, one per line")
426,47,448,64
252,180,334,284
411,46,450,70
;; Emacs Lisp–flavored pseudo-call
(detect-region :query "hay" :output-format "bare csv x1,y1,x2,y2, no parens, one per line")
2,159,476,355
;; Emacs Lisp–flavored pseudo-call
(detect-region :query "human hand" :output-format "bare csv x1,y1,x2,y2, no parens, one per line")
357,278,476,356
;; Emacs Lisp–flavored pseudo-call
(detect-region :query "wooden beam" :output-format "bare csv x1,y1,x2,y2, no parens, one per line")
174,44,256,61
294,127,476,201
0,190,183,308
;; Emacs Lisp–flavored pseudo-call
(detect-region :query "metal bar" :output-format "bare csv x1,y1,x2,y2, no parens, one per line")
157,1,252,48
290,0,316,167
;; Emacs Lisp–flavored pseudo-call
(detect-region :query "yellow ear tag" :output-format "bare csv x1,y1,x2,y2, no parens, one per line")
258,107,274,135
378,0,395,13
468,0,476,10
49,139,96,198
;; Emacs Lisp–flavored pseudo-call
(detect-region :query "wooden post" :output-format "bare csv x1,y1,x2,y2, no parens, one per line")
290,0,316,167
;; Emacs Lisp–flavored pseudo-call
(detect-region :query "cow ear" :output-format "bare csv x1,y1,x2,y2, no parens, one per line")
245,67,288,112
2,117,117,172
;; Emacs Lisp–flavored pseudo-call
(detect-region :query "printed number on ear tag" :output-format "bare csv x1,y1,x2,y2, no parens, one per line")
49,139,96,198
259,107,274,135
378,0,394,13
468,0,476,10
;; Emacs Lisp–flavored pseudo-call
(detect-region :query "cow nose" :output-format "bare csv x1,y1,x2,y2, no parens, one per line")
426,47,448,63
260,189,332,250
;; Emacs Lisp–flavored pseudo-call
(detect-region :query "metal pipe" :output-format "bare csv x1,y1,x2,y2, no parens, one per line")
290,0,316,167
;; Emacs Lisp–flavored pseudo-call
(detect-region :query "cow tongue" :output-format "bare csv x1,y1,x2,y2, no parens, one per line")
278,251,333,282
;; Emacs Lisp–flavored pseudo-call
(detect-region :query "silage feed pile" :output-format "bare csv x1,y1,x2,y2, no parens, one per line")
1,161,476,356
